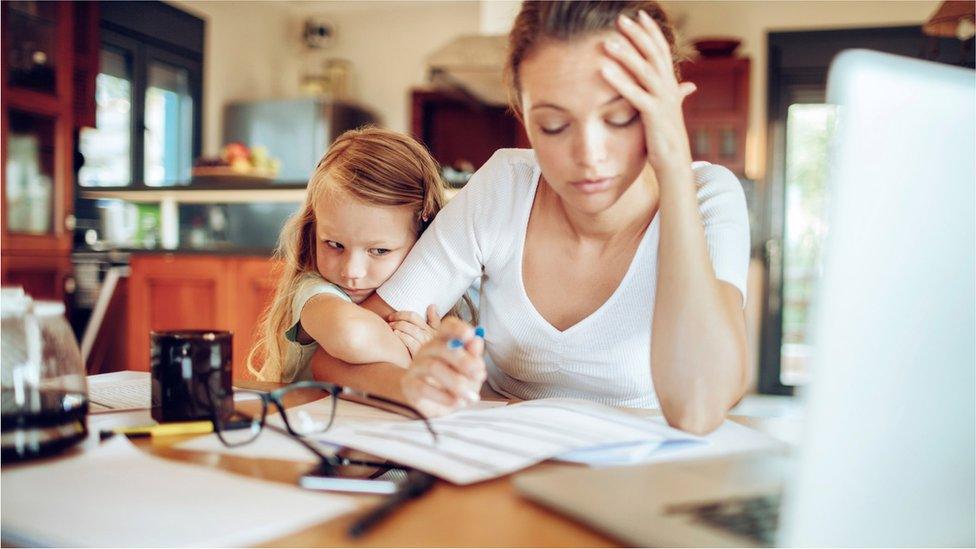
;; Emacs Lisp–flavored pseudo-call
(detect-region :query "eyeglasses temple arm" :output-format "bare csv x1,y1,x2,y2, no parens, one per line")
340,388,438,442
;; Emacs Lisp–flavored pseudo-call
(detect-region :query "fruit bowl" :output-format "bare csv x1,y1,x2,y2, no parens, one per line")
192,143,280,183
692,38,741,58
191,166,277,181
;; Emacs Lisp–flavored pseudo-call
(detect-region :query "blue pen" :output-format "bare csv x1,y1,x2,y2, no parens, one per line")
448,326,485,349
447,327,485,402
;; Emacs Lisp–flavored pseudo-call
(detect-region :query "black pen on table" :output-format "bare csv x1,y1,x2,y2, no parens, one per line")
348,469,436,538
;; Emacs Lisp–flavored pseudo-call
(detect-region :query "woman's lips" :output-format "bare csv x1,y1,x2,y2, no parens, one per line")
570,176,615,194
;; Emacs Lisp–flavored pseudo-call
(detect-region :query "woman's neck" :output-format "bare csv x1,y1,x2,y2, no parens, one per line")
542,166,659,243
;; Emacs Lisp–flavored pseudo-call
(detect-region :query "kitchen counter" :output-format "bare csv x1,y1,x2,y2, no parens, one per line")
75,246,275,257
80,182,308,204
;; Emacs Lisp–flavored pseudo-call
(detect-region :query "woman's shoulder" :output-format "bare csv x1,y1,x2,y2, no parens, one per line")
454,148,539,206
691,162,746,223
486,148,538,170
471,149,539,188
690,161,740,189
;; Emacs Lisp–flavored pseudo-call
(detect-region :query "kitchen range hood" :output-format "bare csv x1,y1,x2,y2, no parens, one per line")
426,34,509,106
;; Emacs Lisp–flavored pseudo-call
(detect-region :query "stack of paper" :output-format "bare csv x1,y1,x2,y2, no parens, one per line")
174,395,507,462
87,370,261,413
1,436,356,547
314,398,701,484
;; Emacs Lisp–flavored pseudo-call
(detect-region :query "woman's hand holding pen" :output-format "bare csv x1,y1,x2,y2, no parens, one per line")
600,10,696,176
401,317,486,418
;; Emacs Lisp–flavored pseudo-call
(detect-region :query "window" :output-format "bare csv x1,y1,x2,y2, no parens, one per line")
78,48,132,187
144,60,193,185
760,27,974,394
779,104,837,386
77,2,202,188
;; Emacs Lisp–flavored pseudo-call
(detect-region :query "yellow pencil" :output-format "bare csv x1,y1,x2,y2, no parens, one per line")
104,420,214,438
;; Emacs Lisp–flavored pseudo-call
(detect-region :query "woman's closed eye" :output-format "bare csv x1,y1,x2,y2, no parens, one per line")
538,112,639,135
540,122,570,135
607,111,639,128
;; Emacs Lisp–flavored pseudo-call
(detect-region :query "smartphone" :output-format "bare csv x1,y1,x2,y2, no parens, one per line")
299,461,410,495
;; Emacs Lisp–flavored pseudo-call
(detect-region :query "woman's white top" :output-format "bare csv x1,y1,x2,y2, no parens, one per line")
377,149,750,408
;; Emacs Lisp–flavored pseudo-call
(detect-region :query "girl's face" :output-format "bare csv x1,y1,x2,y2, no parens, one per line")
313,191,417,304
519,32,650,215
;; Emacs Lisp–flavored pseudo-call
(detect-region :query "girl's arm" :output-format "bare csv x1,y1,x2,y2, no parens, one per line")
603,11,748,435
309,316,486,419
299,294,411,368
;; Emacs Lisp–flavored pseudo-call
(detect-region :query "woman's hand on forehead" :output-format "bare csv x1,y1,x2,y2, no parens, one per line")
599,10,696,174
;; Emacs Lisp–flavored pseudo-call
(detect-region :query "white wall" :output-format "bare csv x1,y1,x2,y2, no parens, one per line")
169,0,479,155
166,1,298,156
479,0,520,34
284,1,480,134
663,0,939,179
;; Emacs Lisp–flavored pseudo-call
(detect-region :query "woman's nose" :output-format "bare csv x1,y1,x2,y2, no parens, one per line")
574,124,608,168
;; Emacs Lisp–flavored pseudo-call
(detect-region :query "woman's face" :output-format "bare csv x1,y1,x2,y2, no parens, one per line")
519,32,649,215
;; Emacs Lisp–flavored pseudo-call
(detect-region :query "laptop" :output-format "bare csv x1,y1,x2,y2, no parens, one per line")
514,49,975,547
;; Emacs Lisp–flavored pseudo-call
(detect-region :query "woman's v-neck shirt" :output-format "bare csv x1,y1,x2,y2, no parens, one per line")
378,149,750,408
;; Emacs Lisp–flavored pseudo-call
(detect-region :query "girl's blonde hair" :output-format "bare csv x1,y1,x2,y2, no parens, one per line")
247,126,467,381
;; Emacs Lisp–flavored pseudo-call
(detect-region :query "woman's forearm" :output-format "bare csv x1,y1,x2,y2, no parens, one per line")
651,164,748,435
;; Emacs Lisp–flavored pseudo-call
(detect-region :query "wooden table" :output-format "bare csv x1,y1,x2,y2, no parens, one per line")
123,381,798,547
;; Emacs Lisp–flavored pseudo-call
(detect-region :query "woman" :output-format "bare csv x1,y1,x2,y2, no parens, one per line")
312,1,750,434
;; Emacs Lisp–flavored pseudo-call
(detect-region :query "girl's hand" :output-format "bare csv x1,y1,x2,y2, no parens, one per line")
401,317,486,418
600,10,697,174
388,304,440,358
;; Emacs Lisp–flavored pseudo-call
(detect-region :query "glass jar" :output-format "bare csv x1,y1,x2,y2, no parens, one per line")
1,288,89,461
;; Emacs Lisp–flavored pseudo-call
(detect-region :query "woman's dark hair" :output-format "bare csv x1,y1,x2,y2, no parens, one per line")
505,1,681,117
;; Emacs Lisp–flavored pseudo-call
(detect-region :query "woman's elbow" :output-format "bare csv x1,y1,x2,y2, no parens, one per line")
663,405,725,435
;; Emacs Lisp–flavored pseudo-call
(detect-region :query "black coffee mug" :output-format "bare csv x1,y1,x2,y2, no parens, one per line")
150,330,233,423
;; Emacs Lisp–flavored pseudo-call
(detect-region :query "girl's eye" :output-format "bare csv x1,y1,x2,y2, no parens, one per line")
607,112,639,128
370,248,392,256
325,240,343,250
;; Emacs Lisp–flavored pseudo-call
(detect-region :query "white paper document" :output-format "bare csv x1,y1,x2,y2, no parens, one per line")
313,398,701,484
87,371,152,411
87,371,259,413
1,436,356,547
175,396,507,462
555,416,787,467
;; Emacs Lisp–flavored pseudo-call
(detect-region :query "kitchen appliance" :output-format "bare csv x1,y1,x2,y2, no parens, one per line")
223,98,377,183
1,287,89,461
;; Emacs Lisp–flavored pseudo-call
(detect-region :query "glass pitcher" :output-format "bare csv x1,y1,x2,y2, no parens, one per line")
1,287,89,461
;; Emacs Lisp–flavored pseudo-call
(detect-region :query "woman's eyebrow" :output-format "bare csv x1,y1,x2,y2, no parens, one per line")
529,95,625,112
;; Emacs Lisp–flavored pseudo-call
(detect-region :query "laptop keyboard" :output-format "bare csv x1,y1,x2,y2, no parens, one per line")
665,494,781,546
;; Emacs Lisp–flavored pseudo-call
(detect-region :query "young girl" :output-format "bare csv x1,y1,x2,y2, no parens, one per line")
247,127,465,387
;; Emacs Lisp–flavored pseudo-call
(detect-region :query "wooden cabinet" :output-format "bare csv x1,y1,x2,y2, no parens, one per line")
411,88,529,173
680,57,750,175
126,254,279,379
234,258,279,378
0,252,73,301
1,1,98,296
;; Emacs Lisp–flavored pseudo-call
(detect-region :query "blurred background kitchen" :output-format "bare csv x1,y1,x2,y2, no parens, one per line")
2,1,972,390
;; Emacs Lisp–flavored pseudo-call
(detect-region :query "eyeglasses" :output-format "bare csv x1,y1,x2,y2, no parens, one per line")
199,379,438,448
